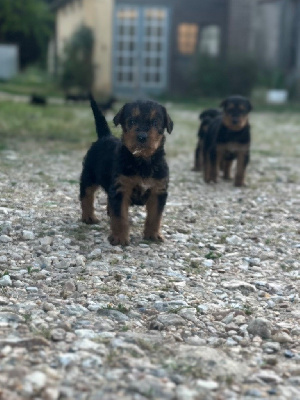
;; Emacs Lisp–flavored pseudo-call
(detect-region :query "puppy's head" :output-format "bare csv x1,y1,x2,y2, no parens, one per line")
113,100,173,158
220,96,252,131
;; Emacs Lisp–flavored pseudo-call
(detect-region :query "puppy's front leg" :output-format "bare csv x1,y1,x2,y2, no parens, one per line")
144,192,167,242
235,150,249,187
222,159,233,180
108,190,130,246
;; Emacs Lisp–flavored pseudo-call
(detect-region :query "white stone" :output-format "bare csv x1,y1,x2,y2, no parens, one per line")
0,275,12,287
196,379,219,390
22,230,35,240
24,371,47,392
0,235,12,243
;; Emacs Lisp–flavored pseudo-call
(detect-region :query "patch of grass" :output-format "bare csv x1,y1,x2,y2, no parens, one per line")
65,225,88,242
280,263,293,272
99,286,121,295
106,303,130,314
27,266,39,274
0,100,121,152
288,173,299,183
24,312,32,323
106,349,121,367
219,234,227,244
0,66,63,97
0,142,7,151
32,326,52,340
165,360,206,379
167,306,185,314
243,304,253,316
59,179,78,185
159,284,173,292
204,251,221,260
121,325,129,332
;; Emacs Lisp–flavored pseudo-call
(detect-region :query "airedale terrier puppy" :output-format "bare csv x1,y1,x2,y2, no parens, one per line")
80,95,173,246
203,95,252,187
192,108,221,171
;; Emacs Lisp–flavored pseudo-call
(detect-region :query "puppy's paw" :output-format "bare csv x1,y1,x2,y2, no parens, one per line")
234,179,246,187
82,215,100,224
191,166,202,172
108,234,129,246
144,232,165,242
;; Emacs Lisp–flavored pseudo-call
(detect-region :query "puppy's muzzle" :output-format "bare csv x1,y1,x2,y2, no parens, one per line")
232,117,240,125
137,132,148,144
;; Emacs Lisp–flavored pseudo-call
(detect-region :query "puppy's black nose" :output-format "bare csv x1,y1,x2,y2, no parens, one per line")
137,133,147,143
232,117,239,125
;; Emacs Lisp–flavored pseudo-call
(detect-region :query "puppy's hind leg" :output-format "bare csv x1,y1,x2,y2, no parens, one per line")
80,177,100,224
209,148,219,183
144,192,167,242
192,141,203,172
203,151,211,183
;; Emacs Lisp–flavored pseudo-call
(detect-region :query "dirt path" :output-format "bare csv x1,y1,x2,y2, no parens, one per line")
0,120,300,399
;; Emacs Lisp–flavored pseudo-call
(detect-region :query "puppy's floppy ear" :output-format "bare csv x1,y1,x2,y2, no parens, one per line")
162,106,173,134
247,100,253,112
199,111,205,120
113,105,125,127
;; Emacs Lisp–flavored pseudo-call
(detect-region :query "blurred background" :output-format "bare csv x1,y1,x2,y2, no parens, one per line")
0,0,300,104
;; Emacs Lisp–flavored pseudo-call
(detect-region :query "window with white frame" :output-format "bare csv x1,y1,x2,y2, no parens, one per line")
114,6,169,91
142,8,167,86
199,25,220,57
115,8,138,85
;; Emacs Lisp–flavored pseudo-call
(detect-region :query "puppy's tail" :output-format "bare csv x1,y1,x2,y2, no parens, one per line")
89,93,111,138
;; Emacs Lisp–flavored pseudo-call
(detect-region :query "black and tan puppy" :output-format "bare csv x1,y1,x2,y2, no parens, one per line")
80,95,173,246
30,94,47,106
203,95,252,187
192,108,221,171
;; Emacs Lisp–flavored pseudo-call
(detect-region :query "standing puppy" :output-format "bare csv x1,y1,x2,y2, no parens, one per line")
203,95,252,187
80,95,173,246
192,108,221,171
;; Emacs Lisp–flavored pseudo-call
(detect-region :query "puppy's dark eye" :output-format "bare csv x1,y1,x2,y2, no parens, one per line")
151,119,158,127
128,118,136,127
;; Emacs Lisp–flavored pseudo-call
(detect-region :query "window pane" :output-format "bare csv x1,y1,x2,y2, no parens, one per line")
199,25,220,57
117,9,138,19
128,71,134,82
118,72,123,82
177,23,199,55
145,9,166,20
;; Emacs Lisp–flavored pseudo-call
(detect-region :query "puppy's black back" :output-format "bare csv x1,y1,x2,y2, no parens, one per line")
80,97,119,196
198,108,221,139
199,108,221,121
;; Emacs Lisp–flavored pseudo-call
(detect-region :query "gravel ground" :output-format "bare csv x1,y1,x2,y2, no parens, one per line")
0,108,300,400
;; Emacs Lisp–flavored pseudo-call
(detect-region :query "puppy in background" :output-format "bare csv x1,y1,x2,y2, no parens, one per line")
203,95,252,187
192,108,221,171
